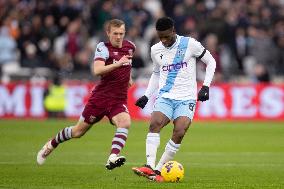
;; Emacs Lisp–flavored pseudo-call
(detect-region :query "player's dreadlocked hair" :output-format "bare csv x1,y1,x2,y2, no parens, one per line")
156,17,174,31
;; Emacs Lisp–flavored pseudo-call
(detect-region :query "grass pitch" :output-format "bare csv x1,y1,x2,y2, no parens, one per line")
0,119,283,189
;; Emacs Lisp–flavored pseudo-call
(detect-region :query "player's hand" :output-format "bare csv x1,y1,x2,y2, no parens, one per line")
135,95,148,109
197,86,209,102
117,55,132,66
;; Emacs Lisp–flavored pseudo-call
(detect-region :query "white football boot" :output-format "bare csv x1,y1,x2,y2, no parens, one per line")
105,154,126,170
37,140,54,165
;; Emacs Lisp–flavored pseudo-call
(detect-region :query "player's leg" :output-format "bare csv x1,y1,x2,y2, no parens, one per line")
37,101,103,165
132,111,169,181
146,97,172,169
37,119,92,165
105,104,131,170
154,116,191,172
146,111,170,168
154,100,196,172
132,97,171,181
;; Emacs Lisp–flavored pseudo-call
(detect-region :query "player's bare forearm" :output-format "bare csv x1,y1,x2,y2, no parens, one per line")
93,55,132,76
93,61,120,76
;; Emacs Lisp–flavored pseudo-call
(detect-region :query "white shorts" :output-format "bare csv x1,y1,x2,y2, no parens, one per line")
153,97,196,120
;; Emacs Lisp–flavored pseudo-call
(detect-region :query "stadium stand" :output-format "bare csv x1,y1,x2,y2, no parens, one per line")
0,0,283,83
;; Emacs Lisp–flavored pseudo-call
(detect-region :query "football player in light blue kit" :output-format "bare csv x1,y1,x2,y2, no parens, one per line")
132,17,216,182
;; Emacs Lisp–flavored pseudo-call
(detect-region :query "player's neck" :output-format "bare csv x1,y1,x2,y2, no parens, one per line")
166,35,177,48
110,41,123,48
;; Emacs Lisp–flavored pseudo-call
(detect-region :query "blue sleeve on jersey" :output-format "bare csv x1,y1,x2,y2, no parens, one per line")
94,42,109,60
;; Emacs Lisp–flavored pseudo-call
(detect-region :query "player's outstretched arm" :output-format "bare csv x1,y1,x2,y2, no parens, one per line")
93,55,132,76
197,50,216,102
200,50,216,88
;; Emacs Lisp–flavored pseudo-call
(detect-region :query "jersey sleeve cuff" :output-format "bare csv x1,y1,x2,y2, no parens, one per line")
94,57,105,61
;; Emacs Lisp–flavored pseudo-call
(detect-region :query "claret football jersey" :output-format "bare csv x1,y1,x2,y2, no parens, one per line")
91,40,135,104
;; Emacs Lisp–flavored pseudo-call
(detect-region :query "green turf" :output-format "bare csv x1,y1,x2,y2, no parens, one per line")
0,119,283,189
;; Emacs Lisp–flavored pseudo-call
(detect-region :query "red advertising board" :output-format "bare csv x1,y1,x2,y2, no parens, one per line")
0,82,283,120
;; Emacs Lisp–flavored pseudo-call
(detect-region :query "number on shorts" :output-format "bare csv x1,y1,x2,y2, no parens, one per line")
188,103,195,111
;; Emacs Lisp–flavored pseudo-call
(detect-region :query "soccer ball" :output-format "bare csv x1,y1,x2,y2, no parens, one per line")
161,161,184,182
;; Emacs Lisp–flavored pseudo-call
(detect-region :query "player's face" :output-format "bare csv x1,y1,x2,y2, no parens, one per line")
157,28,176,47
107,25,126,48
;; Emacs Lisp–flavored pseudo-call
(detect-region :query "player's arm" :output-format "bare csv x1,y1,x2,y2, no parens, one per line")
199,50,216,87
191,38,216,101
128,41,136,87
135,50,160,109
198,50,216,101
92,42,132,76
93,55,132,76
144,71,160,98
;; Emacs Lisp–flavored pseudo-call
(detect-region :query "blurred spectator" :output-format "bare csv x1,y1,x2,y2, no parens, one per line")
44,76,66,118
205,33,222,82
247,25,277,75
274,18,284,76
253,63,270,82
275,34,284,75
197,33,222,83
21,42,41,68
96,1,113,33
65,19,82,58
131,48,146,80
74,46,92,71
132,1,152,35
0,26,17,76
161,0,178,18
235,27,247,68
41,15,59,45
127,26,149,63
180,17,198,37
172,3,186,34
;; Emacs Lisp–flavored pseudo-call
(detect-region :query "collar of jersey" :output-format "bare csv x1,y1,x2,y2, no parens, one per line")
165,35,179,50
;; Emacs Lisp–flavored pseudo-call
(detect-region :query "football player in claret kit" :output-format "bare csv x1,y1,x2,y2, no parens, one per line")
132,17,216,182
37,19,136,170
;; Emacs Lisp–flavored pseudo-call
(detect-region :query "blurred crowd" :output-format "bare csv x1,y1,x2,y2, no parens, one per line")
0,0,284,83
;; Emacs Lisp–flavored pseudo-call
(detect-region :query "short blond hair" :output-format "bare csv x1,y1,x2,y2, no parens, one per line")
106,19,125,32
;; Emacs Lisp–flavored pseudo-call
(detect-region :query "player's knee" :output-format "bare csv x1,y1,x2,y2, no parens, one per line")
117,124,130,129
116,120,131,129
149,120,163,132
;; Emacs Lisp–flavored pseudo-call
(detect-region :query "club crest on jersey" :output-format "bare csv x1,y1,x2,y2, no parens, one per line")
177,49,185,57
162,62,188,72
128,49,133,56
